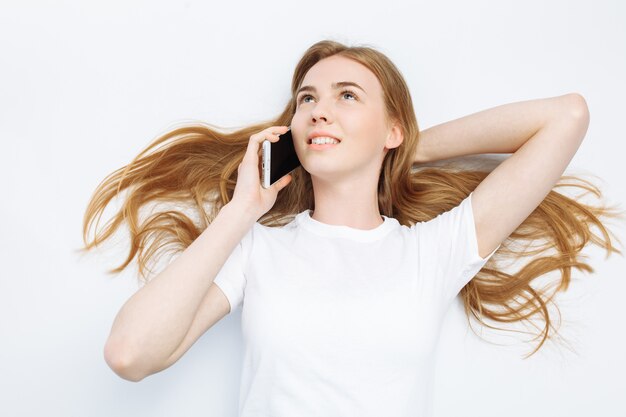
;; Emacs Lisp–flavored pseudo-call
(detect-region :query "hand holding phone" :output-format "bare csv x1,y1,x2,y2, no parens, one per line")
261,127,301,188
261,126,302,189
230,126,293,219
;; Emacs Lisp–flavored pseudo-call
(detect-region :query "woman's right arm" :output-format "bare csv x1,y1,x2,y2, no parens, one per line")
103,201,258,382
102,125,292,382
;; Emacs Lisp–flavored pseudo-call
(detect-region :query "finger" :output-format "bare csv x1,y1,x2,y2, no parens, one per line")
244,127,288,163
263,125,290,139
272,173,292,192
271,125,290,133
253,126,289,144
242,135,266,164
254,126,288,138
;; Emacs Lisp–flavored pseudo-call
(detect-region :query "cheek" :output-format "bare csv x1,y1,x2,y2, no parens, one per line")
291,111,308,129
359,122,391,153
290,116,305,143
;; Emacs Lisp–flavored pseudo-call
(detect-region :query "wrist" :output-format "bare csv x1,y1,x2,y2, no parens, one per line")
222,200,261,224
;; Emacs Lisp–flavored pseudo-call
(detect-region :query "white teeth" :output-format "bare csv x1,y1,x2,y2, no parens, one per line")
311,136,339,145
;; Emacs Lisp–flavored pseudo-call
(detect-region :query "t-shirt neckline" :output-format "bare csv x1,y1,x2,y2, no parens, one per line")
296,209,396,242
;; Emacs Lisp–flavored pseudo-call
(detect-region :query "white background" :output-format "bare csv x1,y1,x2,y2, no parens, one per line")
1,1,625,416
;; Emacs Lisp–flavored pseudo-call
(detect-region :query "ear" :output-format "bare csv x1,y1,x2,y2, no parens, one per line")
384,121,404,150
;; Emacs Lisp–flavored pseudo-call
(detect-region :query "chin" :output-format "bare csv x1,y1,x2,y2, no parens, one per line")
304,164,350,181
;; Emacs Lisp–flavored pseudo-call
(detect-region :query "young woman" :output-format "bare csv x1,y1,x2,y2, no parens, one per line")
81,39,622,416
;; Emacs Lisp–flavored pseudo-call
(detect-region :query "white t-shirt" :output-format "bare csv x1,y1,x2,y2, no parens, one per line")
213,191,500,417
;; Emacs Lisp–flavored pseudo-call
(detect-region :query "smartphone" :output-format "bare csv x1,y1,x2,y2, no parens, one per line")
261,127,301,189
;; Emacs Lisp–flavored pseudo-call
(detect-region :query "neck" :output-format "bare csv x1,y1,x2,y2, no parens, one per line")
309,174,383,230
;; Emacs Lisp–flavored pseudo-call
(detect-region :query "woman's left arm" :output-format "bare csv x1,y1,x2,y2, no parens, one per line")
415,93,590,258
415,93,584,162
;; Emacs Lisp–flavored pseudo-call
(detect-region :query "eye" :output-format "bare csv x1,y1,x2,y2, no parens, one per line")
341,89,358,100
296,89,359,105
298,94,313,104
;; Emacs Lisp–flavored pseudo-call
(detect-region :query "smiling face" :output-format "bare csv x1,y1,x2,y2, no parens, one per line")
290,55,402,182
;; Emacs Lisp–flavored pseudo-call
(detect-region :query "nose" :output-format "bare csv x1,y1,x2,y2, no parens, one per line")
310,100,332,124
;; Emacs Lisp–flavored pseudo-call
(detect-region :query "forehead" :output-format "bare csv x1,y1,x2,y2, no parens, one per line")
301,55,381,94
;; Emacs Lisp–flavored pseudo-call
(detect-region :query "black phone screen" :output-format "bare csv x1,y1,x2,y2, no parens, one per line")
269,129,301,186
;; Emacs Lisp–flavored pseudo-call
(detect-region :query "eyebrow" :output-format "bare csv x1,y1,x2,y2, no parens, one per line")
296,81,367,97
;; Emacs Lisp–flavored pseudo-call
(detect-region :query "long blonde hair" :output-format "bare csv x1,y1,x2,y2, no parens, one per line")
80,39,624,358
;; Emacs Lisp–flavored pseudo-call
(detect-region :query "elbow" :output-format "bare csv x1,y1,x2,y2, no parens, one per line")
565,92,590,123
103,339,146,383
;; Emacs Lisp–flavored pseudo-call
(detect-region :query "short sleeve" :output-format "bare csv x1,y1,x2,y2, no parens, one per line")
414,192,500,302
212,225,254,314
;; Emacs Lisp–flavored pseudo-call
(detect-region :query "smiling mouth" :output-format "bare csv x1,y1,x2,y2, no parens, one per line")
308,142,340,150
307,138,342,145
